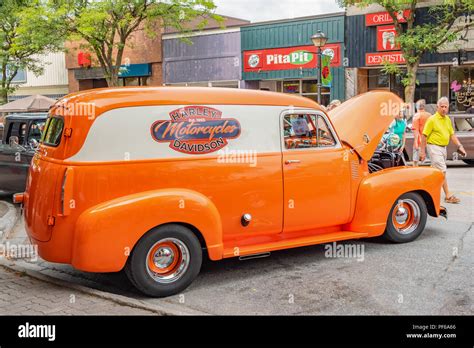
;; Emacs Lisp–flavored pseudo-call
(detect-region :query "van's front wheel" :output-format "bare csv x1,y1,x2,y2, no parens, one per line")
125,224,202,297
383,192,428,243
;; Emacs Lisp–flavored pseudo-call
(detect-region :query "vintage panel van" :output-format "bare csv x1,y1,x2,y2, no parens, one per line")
15,87,446,297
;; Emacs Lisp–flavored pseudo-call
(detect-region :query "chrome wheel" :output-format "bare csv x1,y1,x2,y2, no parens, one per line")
145,238,190,284
391,199,421,235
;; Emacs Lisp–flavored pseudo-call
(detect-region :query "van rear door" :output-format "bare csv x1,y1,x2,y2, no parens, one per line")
24,116,65,242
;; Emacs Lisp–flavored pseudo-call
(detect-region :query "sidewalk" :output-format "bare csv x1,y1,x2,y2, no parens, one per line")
0,203,206,315
0,201,154,315
0,200,18,242
0,264,155,315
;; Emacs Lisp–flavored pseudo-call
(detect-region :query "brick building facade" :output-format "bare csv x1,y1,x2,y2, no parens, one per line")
65,23,163,92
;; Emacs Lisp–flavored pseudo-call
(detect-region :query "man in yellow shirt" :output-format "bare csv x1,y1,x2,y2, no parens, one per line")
420,97,466,203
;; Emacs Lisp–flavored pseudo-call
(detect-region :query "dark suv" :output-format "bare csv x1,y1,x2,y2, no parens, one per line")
0,113,47,194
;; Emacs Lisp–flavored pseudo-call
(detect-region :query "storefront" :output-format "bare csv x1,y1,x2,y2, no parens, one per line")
162,17,250,88
345,5,474,111
66,28,163,93
240,14,346,105
72,63,153,89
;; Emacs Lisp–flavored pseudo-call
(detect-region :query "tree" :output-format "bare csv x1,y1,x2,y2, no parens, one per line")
0,0,66,104
53,0,220,87
339,0,474,106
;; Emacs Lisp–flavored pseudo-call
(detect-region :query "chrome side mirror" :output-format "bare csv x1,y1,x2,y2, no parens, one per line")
28,138,39,149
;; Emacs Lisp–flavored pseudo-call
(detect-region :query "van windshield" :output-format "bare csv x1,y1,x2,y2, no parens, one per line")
41,117,64,147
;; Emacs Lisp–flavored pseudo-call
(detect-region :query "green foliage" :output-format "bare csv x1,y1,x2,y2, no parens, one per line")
0,0,66,103
50,0,221,86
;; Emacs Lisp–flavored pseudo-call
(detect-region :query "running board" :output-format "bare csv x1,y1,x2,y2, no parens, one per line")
239,252,271,261
223,231,369,258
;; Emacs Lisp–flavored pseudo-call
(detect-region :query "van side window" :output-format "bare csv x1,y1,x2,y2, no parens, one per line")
310,115,336,147
42,117,64,147
283,114,336,149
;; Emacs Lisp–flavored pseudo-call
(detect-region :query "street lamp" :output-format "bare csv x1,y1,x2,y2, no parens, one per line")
311,30,328,105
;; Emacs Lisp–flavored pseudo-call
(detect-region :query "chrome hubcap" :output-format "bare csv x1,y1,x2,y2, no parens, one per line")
393,199,421,235
395,206,408,224
145,238,190,284
153,247,175,269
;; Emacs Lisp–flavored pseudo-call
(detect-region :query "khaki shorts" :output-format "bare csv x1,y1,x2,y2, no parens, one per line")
426,144,447,172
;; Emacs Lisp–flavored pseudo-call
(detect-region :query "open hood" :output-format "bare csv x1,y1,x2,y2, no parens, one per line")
328,91,402,161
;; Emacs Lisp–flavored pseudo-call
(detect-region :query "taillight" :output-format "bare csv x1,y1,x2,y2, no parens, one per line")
13,193,24,204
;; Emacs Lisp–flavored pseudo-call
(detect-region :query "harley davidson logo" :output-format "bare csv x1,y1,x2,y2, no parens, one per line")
151,106,241,154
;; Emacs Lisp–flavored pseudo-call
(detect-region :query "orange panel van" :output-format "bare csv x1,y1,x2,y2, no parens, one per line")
17,87,446,297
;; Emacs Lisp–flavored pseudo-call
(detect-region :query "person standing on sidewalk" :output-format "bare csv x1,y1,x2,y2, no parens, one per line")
412,99,432,166
420,97,467,204
387,105,407,154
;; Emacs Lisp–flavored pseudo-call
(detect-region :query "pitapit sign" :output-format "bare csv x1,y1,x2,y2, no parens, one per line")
243,43,341,72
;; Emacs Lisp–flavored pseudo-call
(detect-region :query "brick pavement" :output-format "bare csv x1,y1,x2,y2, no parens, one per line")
0,266,155,315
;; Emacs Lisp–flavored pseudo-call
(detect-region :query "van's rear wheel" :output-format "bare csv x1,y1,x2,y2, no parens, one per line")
125,224,202,297
383,192,427,243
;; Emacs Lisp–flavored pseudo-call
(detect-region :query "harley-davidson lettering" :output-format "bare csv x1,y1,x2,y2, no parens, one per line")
151,106,241,154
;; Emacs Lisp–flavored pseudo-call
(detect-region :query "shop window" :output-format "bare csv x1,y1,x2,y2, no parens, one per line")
391,73,405,98
259,80,278,92
368,69,389,89
302,94,330,107
302,80,318,93
368,68,438,105
450,67,474,112
211,81,239,88
124,77,139,86
165,81,239,88
415,68,438,105
122,77,149,86
283,80,300,94
92,79,108,88
301,80,330,106
283,114,336,149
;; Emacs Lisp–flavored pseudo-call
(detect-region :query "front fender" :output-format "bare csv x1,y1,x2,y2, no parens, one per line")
345,167,444,236
71,188,223,272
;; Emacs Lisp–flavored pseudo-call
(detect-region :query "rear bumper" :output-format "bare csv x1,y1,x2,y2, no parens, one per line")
28,233,72,265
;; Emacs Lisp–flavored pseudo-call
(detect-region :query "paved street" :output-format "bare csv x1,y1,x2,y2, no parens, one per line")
0,163,472,315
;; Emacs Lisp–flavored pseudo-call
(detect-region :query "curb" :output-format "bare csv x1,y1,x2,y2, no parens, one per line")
0,258,208,316
0,201,18,243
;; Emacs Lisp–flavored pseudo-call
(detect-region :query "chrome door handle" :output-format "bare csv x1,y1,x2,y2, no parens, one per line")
285,160,301,165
